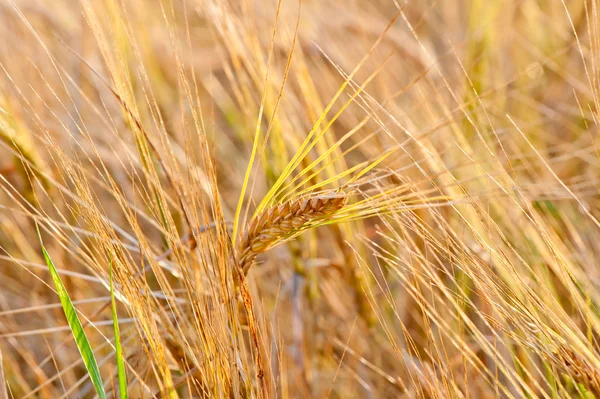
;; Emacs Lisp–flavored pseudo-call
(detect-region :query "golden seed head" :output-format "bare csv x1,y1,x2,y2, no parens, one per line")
237,195,346,273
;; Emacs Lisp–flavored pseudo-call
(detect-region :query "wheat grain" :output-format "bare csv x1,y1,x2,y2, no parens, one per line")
551,345,600,395
237,195,346,273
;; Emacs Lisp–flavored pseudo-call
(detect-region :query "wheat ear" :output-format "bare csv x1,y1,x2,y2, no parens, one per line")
237,195,346,273
551,345,600,395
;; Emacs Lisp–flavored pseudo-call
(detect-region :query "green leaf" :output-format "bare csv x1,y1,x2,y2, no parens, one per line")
110,261,128,399
37,226,107,399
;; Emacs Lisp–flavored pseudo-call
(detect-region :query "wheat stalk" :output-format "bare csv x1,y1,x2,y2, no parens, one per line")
237,195,346,273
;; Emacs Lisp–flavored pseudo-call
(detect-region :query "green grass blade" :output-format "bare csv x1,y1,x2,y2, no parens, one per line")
110,262,128,399
37,227,107,399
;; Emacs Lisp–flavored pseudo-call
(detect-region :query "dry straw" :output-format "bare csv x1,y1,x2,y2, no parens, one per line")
237,195,346,273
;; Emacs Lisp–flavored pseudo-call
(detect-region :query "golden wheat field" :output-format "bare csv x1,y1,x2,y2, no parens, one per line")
1,0,600,397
